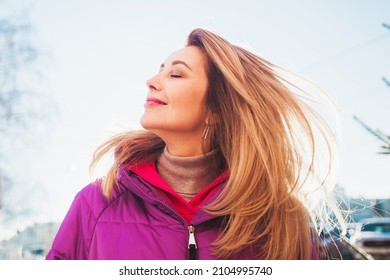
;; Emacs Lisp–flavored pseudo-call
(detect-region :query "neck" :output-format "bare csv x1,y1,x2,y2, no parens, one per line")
156,131,211,157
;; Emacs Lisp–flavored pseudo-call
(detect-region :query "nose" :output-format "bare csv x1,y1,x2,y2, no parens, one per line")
146,74,162,91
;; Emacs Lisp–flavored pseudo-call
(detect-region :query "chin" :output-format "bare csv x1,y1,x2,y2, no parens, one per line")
140,117,160,132
140,114,151,129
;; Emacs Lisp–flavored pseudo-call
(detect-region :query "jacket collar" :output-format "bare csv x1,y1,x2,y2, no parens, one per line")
117,163,228,225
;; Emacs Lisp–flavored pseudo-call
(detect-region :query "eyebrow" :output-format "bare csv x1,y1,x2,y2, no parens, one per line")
160,60,192,71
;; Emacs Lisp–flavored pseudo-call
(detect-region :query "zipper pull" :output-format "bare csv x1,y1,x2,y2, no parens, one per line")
188,225,197,260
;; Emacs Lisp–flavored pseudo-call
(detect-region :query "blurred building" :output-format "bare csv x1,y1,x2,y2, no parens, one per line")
0,222,59,259
333,184,390,222
347,198,390,222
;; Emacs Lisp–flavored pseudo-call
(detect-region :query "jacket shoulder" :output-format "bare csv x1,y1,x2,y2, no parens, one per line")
46,179,129,260
77,178,128,219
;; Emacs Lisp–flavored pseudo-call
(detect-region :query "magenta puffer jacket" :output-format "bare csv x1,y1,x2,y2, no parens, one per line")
45,164,254,260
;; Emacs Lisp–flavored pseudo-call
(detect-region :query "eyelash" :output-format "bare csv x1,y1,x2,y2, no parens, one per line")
170,74,182,78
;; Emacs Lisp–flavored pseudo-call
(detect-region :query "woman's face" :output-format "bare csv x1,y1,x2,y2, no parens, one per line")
141,46,209,139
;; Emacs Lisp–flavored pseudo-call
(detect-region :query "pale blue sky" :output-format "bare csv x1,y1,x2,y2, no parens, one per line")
1,0,389,238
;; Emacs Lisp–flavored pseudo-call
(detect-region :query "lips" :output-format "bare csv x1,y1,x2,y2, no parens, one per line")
145,97,167,106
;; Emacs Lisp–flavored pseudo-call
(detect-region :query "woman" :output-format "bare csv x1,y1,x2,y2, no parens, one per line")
46,28,341,260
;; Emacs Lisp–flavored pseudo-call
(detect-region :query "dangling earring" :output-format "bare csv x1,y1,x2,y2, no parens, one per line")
202,120,210,140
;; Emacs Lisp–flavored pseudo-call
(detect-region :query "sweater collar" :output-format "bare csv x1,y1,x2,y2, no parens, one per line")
155,146,220,201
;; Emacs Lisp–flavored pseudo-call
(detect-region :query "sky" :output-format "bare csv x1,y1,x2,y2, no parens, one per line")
1,0,389,239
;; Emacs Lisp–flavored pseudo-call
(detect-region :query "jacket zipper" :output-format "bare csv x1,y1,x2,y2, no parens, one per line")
188,225,197,260
123,175,204,260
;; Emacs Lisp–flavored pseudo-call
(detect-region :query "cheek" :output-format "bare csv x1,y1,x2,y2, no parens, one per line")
173,90,207,118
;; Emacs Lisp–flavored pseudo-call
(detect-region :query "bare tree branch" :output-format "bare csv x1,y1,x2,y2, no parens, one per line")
0,12,54,213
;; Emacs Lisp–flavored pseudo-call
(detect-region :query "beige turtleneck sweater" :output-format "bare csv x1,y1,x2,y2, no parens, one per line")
156,147,220,201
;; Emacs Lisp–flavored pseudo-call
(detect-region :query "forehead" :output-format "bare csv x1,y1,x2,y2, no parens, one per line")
164,46,207,70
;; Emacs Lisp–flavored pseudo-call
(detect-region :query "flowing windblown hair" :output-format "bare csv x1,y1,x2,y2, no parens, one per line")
91,28,342,259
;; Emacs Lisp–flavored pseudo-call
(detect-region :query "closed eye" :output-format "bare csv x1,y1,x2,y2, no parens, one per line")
170,74,182,78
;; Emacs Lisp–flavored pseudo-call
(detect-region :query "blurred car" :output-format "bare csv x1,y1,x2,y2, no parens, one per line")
349,217,390,260
317,227,356,260
344,223,358,239
317,225,374,260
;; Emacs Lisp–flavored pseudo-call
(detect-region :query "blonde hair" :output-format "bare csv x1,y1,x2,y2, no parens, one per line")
91,28,342,259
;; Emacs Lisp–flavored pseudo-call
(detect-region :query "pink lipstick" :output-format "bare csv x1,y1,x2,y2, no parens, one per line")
145,97,167,107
